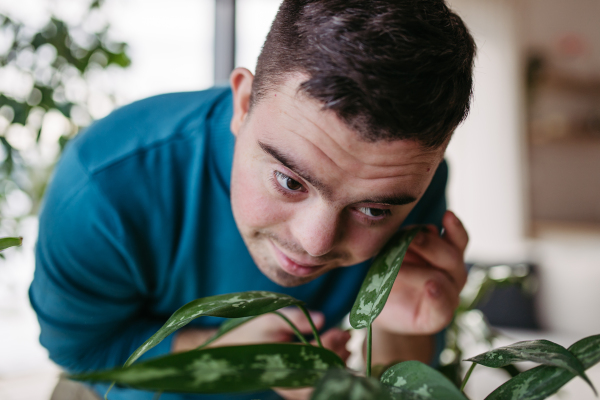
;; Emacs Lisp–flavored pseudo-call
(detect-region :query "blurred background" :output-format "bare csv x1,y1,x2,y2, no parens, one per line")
0,0,598,399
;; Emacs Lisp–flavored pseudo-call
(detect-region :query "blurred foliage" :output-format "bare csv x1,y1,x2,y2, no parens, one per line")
438,263,539,387
0,0,130,235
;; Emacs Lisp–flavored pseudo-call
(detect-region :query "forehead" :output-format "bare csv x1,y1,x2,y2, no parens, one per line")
245,76,445,196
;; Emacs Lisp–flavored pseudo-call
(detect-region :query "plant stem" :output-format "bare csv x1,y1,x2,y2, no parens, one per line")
366,324,372,377
460,362,476,393
298,305,323,347
104,382,115,400
152,392,163,400
272,311,311,345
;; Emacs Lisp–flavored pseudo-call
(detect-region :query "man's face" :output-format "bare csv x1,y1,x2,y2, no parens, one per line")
230,73,445,287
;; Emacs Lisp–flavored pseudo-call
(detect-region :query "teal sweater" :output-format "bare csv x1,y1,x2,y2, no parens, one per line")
30,87,448,400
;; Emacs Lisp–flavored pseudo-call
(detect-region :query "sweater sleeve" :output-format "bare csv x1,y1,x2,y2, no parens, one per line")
402,159,448,231
29,151,174,373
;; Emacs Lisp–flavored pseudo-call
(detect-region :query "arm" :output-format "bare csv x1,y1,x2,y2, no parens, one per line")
30,158,174,372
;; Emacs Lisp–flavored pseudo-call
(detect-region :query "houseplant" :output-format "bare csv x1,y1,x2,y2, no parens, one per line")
71,228,600,399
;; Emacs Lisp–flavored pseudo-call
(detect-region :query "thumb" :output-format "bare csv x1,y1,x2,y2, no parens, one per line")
316,328,351,363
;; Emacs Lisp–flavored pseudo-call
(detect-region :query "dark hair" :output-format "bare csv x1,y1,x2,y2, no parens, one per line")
251,0,476,148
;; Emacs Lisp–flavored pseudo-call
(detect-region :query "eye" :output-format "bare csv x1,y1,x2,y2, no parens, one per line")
274,171,304,191
356,207,389,218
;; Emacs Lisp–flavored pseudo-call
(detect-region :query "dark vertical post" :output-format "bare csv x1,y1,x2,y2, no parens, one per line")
214,0,236,85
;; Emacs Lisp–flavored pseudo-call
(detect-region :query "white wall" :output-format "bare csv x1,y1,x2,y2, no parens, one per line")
446,0,600,335
236,0,280,73
445,0,529,264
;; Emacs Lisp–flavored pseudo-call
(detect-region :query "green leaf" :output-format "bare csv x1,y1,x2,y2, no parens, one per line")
0,237,22,251
197,316,256,350
311,369,391,400
466,339,596,394
125,291,304,367
380,360,468,400
72,344,344,393
350,227,421,329
485,334,600,400
386,387,438,400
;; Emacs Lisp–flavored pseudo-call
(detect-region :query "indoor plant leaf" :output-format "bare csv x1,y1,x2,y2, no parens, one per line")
0,237,22,251
485,334,600,400
349,227,421,329
380,360,468,400
72,343,344,394
466,339,596,394
125,291,304,366
311,368,391,400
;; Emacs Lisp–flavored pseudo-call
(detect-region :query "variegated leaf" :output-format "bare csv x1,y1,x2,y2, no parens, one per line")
311,369,392,400
72,344,344,393
125,291,304,366
350,228,421,329
485,334,600,400
380,360,468,400
466,339,595,394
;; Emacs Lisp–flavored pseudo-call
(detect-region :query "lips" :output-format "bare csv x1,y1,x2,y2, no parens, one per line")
269,240,325,277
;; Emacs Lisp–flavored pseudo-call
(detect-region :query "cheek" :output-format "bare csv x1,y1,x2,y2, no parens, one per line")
231,163,288,231
341,206,411,263
342,224,398,263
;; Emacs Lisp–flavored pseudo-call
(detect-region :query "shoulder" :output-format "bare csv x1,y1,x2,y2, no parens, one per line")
67,86,232,175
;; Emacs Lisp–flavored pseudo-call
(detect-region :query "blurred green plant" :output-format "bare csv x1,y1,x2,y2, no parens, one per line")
0,0,130,235
438,263,539,386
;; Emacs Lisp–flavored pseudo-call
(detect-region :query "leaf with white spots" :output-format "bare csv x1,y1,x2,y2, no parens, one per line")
350,227,421,329
0,237,22,252
125,291,304,367
485,334,600,400
466,339,596,394
311,369,392,400
380,361,468,400
71,344,344,394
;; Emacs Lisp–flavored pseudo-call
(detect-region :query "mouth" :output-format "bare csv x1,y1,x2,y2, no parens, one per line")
269,240,326,278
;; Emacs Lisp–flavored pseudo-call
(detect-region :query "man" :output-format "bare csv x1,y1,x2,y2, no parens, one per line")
30,0,475,399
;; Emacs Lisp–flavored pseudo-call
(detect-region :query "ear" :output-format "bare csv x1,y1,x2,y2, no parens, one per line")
230,67,254,136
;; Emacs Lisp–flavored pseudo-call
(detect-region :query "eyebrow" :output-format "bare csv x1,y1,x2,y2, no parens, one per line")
358,194,417,206
258,140,418,206
259,141,330,196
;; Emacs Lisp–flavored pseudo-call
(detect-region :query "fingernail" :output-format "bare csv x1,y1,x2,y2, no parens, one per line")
309,311,324,324
414,231,425,245
426,281,441,298
450,212,461,225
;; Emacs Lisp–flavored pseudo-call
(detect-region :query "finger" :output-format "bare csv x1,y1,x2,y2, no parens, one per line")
442,211,469,253
409,229,467,288
275,308,325,335
377,264,459,334
317,328,351,363
419,274,459,332
273,387,314,400
401,263,460,311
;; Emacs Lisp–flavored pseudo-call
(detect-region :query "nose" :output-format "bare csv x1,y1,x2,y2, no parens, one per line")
291,202,341,258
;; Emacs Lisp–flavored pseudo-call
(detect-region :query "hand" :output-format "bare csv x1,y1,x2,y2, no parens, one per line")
173,308,351,400
374,210,469,335
274,328,351,400
174,307,325,351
